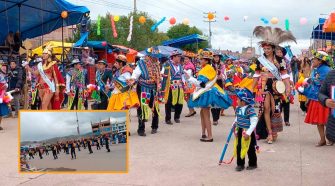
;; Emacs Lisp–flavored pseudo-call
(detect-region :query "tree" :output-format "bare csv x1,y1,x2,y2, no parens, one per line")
167,24,208,52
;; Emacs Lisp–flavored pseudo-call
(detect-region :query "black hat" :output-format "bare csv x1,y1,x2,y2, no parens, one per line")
97,59,107,65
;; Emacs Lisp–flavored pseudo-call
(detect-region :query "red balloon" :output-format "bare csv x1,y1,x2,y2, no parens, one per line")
101,41,107,46
224,16,229,21
169,17,176,25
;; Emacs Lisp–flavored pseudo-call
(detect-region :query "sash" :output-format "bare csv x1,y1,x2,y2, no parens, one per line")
258,55,282,81
192,76,217,101
37,62,56,92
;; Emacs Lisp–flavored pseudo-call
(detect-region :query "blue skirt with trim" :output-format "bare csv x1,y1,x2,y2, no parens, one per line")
188,87,232,109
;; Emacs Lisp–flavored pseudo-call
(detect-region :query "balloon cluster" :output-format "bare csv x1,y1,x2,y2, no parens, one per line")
295,77,309,94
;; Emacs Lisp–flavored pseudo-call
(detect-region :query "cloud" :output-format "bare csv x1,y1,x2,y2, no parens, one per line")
20,111,127,142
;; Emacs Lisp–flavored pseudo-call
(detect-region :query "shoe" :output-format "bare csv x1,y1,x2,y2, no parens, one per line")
201,134,207,138
174,119,180,123
285,122,290,126
301,112,306,116
165,120,173,125
246,165,257,170
151,129,157,134
213,121,218,126
200,138,213,142
185,111,196,117
315,141,326,147
137,132,147,137
235,165,245,171
267,135,273,144
327,141,334,146
0,126,3,130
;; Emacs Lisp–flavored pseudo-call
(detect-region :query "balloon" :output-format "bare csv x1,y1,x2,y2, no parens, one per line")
139,16,146,24
285,19,290,31
97,15,101,36
300,17,308,25
101,41,107,46
61,11,68,19
243,16,248,22
183,18,189,25
169,17,176,25
260,17,269,24
224,16,229,21
270,17,279,24
208,13,214,20
114,15,120,22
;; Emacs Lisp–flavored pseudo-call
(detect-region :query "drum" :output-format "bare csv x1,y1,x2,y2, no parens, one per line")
273,80,285,94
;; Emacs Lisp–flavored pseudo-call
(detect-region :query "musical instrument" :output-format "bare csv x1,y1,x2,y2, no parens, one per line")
273,80,286,94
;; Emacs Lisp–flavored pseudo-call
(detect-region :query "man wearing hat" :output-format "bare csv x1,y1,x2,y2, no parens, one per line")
94,59,113,110
8,59,23,117
233,88,258,171
161,50,184,124
66,59,88,110
127,47,161,136
107,55,139,110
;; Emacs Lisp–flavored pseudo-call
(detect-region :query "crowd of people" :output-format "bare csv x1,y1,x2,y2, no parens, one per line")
1,25,335,172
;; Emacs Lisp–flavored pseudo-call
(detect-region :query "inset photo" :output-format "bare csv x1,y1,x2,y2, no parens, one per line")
19,111,128,173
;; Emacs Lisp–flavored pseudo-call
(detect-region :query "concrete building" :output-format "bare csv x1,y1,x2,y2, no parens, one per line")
91,118,126,136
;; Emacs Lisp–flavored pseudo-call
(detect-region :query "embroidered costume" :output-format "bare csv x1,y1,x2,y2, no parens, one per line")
107,55,139,110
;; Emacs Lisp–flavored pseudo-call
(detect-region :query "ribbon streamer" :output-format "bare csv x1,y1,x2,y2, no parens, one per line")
151,17,166,32
97,15,101,35
127,15,133,42
110,15,118,38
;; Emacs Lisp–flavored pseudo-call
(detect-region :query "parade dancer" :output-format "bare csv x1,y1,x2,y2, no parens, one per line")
77,141,81,152
96,138,101,150
70,141,77,159
183,52,197,117
0,67,9,130
232,88,258,171
28,46,65,110
107,55,139,110
211,52,225,125
66,59,88,110
127,47,161,136
94,60,113,109
302,51,331,146
105,134,110,152
252,26,295,144
52,145,58,160
87,139,93,154
37,147,43,159
161,50,184,124
187,50,232,142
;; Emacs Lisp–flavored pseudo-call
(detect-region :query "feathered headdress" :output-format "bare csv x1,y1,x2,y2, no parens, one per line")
253,26,297,47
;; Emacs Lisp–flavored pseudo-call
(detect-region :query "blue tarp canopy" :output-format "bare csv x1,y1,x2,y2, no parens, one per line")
162,34,208,47
311,19,335,41
0,0,89,44
87,40,114,50
139,45,183,58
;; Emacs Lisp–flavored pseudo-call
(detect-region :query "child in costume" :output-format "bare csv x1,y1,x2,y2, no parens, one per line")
233,88,258,171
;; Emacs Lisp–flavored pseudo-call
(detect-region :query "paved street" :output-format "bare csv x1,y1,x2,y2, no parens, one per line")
24,143,126,172
1,101,335,186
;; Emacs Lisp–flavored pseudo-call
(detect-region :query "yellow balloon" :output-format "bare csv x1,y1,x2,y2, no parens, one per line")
114,15,120,22
61,11,68,19
183,18,189,25
270,17,279,24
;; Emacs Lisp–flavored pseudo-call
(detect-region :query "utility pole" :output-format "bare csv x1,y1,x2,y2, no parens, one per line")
76,112,80,136
203,12,216,48
134,0,137,13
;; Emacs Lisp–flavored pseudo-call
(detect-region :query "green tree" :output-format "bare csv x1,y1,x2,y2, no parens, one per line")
167,24,208,52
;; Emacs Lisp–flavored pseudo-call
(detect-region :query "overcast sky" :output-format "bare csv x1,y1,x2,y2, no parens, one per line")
20,112,126,142
69,0,334,54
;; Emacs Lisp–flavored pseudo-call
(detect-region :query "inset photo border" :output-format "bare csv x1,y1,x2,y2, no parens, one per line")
18,110,129,174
